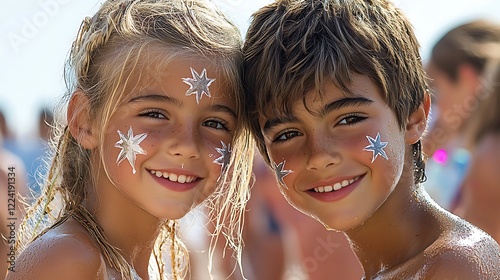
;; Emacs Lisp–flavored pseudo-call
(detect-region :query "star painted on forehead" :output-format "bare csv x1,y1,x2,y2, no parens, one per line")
363,132,389,163
214,141,231,171
273,160,293,189
115,127,147,174
182,67,216,104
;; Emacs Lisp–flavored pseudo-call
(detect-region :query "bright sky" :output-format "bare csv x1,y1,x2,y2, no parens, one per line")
1,0,499,138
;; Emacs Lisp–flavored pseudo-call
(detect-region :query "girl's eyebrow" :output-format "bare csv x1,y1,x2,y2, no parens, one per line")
128,93,236,118
321,97,373,116
209,104,237,119
129,94,182,107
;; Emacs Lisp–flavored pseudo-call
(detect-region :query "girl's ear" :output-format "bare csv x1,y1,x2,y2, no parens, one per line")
67,90,98,149
405,93,431,144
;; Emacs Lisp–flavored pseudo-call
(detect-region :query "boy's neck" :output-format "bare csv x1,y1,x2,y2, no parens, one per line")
345,184,442,278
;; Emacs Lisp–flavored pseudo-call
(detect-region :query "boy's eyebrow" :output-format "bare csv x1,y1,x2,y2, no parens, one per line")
263,97,373,133
129,94,182,107
321,97,373,116
263,115,299,134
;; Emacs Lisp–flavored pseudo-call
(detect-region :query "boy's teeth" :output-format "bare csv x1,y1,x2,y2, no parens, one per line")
150,170,197,184
313,176,360,193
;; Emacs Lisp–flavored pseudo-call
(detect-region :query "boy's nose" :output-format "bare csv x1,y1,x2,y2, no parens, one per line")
306,139,341,171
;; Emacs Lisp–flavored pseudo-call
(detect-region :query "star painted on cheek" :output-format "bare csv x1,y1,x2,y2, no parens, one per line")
273,160,293,189
363,132,389,163
115,126,147,174
182,67,216,104
214,141,231,171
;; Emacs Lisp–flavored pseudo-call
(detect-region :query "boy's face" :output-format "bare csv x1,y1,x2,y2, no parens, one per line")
260,74,410,231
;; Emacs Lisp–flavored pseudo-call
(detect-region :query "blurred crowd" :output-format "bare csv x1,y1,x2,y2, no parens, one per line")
2,18,500,280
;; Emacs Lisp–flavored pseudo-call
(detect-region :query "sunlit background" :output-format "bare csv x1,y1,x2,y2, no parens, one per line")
1,0,500,138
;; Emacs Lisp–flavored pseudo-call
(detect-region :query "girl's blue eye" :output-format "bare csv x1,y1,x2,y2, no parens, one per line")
140,109,167,120
203,119,229,131
338,114,366,125
274,130,302,143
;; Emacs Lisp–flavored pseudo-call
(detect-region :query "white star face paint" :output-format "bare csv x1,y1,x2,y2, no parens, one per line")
273,160,293,189
363,132,389,163
213,141,231,171
182,67,216,104
115,126,147,174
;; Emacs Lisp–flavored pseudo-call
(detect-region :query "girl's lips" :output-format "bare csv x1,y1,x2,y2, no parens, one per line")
306,174,365,202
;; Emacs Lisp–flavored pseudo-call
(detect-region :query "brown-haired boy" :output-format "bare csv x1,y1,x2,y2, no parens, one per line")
243,0,500,278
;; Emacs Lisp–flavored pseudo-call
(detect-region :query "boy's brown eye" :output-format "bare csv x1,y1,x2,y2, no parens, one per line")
338,115,366,125
275,130,302,142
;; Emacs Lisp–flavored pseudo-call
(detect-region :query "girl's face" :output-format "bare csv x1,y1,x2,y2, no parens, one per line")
260,74,412,231
99,57,237,220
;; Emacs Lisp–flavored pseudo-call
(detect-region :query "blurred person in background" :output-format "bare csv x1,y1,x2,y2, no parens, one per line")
453,60,500,243
0,114,28,278
0,107,54,198
24,107,54,196
423,19,500,210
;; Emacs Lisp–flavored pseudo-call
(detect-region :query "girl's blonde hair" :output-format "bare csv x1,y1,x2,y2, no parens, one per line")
17,0,254,279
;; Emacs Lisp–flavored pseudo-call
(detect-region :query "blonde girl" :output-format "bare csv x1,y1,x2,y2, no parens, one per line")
7,0,253,279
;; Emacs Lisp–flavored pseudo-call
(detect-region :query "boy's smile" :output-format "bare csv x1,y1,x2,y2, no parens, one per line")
261,74,408,231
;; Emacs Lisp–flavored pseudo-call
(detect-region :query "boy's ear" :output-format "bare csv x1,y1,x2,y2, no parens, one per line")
405,93,431,144
67,90,98,149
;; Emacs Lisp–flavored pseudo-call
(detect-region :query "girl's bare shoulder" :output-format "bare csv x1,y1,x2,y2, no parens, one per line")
6,218,106,280
422,218,500,279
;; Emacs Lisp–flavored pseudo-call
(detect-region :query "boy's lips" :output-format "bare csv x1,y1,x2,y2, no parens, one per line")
305,174,366,202
306,174,365,193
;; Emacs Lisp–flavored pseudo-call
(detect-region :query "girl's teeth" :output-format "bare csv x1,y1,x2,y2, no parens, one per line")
150,170,197,184
169,173,178,181
177,175,187,183
314,176,360,193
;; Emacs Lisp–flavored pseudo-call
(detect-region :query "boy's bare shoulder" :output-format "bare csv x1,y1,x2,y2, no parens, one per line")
6,219,106,280
422,219,500,279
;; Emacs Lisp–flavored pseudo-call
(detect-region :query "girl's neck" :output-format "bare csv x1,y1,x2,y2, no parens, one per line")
84,178,163,277
345,185,442,278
